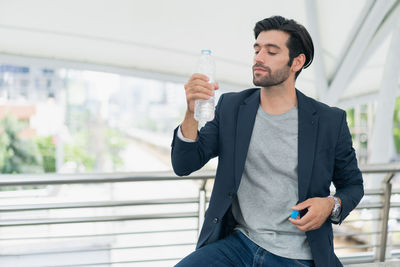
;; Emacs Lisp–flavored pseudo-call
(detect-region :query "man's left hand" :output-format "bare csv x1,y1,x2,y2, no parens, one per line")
288,197,334,232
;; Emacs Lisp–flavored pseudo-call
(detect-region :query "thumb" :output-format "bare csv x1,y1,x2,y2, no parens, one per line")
214,82,219,90
292,199,311,211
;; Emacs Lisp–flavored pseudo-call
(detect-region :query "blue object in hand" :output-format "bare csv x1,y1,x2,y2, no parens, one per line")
290,210,299,219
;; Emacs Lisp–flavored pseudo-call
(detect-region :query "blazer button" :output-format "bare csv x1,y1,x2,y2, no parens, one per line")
228,192,234,198
213,217,219,224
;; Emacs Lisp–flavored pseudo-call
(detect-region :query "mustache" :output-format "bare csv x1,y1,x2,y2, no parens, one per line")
252,63,271,73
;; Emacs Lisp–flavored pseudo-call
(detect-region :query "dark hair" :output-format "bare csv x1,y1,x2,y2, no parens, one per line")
254,16,314,79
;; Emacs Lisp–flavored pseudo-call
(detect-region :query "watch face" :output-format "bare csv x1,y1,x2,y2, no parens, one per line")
332,207,340,217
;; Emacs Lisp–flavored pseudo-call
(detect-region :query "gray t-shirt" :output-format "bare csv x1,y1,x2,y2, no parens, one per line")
232,106,313,260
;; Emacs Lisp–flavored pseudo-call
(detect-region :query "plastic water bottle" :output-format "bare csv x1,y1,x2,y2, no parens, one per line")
194,50,216,127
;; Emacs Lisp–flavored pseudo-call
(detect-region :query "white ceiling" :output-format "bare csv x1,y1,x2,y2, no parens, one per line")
0,0,399,105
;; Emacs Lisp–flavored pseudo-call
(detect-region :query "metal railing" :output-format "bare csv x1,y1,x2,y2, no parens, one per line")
0,171,215,266
0,165,399,266
334,163,400,265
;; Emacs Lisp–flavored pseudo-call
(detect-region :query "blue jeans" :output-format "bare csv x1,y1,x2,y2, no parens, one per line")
175,231,315,267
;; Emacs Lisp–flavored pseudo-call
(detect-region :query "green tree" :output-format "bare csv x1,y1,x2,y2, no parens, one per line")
36,136,56,173
0,116,43,173
393,97,400,154
64,131,96,171
346,108,355,143
105,127,127,170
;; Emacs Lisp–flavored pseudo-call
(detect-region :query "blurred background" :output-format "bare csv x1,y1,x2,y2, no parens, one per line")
0,0,399,266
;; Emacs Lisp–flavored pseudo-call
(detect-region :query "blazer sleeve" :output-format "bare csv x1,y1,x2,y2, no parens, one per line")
331,111,364,224
171,95,224,176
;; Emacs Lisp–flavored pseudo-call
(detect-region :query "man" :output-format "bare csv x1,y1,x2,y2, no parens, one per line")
171,16,364,267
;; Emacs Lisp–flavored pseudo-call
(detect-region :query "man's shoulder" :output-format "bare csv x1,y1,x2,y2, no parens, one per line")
300,91,345,117
313,98,344,115
221,88,259,102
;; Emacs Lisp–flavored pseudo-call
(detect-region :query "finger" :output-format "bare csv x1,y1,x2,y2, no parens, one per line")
188,92,213,101
188,86,215,98
296,219,319,232
214,82,219,90
289,211,314,226
292,199,312,211
289,217,318,232
288,217,304,226
186,80,214,93
190,79,214,91
299,218,322,231
189,73,209,83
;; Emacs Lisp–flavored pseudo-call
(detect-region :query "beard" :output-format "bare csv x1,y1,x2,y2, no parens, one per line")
253,63,290,87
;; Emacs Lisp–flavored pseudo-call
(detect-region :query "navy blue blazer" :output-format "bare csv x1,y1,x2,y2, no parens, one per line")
171,88,364,267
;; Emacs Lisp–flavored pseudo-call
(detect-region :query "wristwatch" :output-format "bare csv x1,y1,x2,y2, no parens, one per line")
328,195,341,218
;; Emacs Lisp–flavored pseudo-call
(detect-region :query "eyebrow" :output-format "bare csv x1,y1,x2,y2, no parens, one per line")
253,43,281,50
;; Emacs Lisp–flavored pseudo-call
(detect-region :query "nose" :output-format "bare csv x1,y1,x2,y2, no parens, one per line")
254,49,264,64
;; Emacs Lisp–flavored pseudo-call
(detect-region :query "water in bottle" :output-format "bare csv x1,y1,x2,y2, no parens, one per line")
194,50,216,127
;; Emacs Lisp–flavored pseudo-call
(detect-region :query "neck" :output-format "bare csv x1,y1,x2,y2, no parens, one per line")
259,80,297,115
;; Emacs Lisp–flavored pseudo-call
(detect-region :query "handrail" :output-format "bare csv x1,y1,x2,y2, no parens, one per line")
1,242,198,257
359,162,400,173
0,198,200,212
53,258,184,267
0,170,216,186
0,212,198,227
379,172,396,261
0,228,198,241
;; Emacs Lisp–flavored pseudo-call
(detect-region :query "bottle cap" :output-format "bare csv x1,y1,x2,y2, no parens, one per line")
290,210,299,219
201,49,212,55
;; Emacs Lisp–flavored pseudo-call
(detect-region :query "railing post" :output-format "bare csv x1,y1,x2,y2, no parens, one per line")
197,179,208,237
378,172,395,262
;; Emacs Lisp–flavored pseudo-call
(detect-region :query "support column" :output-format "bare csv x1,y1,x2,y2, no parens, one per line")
305,0,328,101
197,180,208,238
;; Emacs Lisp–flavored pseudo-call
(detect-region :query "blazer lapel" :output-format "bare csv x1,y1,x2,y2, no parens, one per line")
297,90,319,202
234,90,260,190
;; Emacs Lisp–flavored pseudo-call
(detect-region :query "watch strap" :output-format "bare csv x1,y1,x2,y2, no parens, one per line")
328,195,341,219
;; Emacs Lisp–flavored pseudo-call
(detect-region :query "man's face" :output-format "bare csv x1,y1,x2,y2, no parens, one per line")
252,30,292,87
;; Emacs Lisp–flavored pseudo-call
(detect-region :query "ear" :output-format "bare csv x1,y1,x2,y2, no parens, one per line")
291,54,306,72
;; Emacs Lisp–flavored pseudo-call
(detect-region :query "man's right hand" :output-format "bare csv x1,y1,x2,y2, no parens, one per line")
180,73,219,140
184,73,219,114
